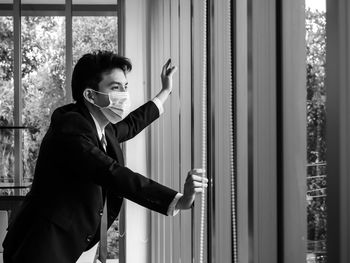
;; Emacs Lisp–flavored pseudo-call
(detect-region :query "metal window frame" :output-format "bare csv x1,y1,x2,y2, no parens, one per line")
326,0,350,262
65,0,73,103
13,0,22,196
278,1,307,262
116,2,125,262
0,4,118,16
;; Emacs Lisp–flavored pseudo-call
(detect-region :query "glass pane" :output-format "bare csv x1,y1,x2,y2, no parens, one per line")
21,16,66,183
305,1,327,263
0,131,15,196
0,16,15,194
72,16,118,65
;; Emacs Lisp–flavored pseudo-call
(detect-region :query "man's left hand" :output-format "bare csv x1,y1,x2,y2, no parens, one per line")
161,58,177,93
176,168,208,210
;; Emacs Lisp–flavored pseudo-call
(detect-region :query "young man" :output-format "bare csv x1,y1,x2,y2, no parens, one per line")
2,51,207,263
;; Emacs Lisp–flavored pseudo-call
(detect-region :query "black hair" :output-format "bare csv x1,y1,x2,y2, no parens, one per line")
71,51,132,103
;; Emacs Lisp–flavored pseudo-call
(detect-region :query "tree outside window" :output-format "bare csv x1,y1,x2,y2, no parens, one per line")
306,7,327,263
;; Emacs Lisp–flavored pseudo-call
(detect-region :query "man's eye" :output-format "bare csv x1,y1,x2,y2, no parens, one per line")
111,85,127,91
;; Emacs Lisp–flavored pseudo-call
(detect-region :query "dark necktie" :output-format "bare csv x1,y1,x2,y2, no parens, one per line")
97,133,108,263
101,133,107,152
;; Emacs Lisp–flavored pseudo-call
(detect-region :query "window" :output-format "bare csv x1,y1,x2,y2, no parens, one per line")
0,0,120,261
305,1,327,262
72,16,118,64
0,15,14,195
21,15,67,190
0,0,119,192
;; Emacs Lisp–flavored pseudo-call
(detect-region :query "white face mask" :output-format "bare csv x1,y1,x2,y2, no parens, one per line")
87,89,131,124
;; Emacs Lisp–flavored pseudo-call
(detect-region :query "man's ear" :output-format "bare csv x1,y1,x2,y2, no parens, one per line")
83,88,94,104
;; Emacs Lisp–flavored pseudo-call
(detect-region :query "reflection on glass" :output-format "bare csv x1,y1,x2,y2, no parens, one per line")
305,1,327,262
21,16,66,182
0,16,15,193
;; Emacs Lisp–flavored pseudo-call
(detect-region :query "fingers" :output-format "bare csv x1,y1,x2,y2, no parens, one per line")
192,181,208,188
184,181,207,195
186,174,208,183
162,58,171,75
187,168,208,183
166,65,177,77
184,168,208,195
162,58,177,77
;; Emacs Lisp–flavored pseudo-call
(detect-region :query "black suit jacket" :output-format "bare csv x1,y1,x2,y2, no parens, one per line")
3,101,177,263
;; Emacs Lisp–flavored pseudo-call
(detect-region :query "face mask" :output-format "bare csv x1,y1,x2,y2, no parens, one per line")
87,89,131,124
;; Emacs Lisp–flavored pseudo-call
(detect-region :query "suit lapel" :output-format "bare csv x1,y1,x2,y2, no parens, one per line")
75,102,105,149
105,126,124,225
76,103,125,165
105,125,125,166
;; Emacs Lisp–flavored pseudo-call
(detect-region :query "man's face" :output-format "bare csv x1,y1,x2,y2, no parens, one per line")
93,68,129,107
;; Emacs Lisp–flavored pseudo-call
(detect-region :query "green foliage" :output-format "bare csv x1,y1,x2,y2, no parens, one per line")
306,8,326,164
0,17,13,81
107,219,120,258
72,16,118,64
305,8,327,260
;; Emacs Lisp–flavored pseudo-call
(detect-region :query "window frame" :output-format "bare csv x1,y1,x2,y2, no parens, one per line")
0,4,118,16
0,0,124,261
278,1,307,262
326,0,350,262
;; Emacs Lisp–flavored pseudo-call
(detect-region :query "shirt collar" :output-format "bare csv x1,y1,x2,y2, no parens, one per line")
89,112,105,141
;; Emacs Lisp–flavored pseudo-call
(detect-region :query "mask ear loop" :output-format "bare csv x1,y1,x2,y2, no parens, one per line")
84,88,111,109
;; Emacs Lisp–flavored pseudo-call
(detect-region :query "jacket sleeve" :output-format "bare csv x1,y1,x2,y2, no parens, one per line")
55,111,177,215
113,101,160,142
